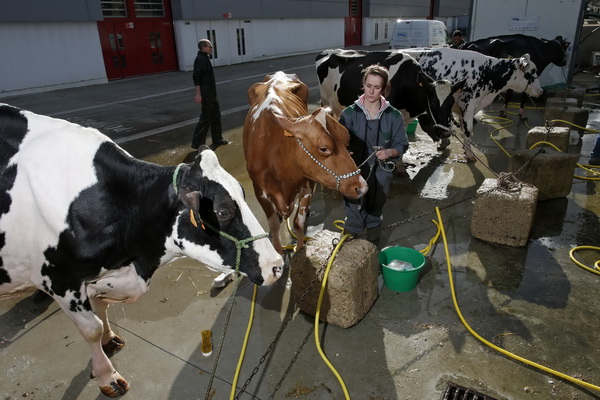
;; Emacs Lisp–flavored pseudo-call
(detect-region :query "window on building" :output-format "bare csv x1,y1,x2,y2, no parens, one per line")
101,0,127,17
135,0,165,17
375,23,379,40
384,22,388,39
349,0,360,17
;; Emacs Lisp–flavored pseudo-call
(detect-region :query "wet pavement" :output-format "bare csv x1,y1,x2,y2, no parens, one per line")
1,47,599,400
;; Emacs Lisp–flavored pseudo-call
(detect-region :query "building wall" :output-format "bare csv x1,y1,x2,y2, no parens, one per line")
0,22,107,96
0,0,101,22
175,18,345,70
470,0,584,86
0,0,471,95
171,0,347,20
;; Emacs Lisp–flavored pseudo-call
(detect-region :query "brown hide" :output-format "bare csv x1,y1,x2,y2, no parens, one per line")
243,72,367,252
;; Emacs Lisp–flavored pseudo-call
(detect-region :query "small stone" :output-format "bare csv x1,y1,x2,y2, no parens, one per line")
524,386,534,393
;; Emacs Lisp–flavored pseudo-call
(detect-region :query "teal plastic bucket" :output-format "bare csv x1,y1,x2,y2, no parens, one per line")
378,246,426,292
406,119,418,135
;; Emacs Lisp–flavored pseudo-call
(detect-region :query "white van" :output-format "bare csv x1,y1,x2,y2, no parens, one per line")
390,19,449,49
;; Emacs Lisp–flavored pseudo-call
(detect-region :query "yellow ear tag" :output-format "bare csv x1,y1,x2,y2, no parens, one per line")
189,209,198,227
283,130,293,137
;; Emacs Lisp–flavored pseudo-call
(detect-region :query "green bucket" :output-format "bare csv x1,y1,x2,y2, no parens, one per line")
378,246,426,292
406,119,418,135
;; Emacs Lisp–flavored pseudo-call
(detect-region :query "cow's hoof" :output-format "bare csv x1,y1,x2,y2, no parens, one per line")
437,137,451,151
519,115,528,122
100,377,130,398
498,110,507,118
102,336,125,356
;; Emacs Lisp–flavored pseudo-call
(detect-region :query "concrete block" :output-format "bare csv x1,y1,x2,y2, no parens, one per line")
526,126,570,152
545,97,578,108
471,177,538,247
509,149,579,200
544,106,589,132
547,88,585,107
290,229,379,328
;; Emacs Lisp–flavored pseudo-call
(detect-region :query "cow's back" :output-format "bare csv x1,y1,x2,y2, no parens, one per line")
464,34,567,72
244,73,309,180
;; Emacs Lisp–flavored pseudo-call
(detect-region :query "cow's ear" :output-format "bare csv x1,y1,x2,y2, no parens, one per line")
272,113,297,137
519,54,532,69
452,79,466,93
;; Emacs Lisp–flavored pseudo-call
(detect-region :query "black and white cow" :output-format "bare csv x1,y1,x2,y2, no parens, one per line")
462,34,570,118
315,49,465,149
0,104,284,397
401,48,543,160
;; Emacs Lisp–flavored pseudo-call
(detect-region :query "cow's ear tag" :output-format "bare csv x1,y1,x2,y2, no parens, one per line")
189,209,198,227
283,130,293,137
190,209,205,230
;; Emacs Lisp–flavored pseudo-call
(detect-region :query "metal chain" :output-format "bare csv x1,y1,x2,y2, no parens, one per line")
233,240,339,399
229,119,545,397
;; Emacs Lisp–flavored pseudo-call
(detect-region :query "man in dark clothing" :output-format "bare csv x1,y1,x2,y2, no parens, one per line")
191,39,229,149
450,30,465,49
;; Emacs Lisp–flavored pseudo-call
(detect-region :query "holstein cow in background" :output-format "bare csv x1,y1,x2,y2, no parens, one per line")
401,48,543,161
462,34,570,119
244,72,367,253
316,49,465,150
0,104,283,397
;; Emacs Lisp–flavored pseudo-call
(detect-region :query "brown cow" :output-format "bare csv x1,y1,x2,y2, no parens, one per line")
243,72,368,253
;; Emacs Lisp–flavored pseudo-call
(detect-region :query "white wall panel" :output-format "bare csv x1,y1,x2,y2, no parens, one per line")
246,18,344,59
470,0,583,85
0,22,106,96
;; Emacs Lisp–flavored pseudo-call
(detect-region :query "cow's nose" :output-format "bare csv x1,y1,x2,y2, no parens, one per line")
356,178,368,197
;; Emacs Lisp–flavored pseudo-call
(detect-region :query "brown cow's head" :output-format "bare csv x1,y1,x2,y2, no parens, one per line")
272,107,367,199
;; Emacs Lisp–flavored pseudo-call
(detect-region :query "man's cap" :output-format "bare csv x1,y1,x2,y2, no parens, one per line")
452,30,463,37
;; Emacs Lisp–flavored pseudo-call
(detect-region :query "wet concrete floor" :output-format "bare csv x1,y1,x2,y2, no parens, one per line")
1,46,599,400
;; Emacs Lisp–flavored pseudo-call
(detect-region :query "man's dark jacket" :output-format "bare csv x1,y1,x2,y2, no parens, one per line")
193,51,217,100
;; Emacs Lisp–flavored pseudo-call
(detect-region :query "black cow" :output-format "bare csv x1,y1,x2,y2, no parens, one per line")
462,34,570,118
0,104,284,397
316,49,465,149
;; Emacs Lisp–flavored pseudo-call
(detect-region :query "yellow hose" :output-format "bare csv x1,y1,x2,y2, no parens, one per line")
314,233,352,400
435,206,600,392
569,246,600,274
230,283,258,400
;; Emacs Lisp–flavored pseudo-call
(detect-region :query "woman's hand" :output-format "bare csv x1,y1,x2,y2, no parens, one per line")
376,148,397,160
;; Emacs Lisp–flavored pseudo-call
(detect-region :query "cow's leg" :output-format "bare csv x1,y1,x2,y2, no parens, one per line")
293,182,313,250
86,266,149,353
267,213,283,254
458,110,477,162
52,291,129,398
518,92,527,121
90,298,125,356
499,89,513,118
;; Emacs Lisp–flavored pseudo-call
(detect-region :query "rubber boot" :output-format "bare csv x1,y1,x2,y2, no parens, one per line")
366,225,382,247
341,228,356,239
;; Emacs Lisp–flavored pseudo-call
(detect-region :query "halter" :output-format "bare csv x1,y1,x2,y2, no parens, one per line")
203,220,269,276
171,163,268,274
295,138,361,191
425,92,453,134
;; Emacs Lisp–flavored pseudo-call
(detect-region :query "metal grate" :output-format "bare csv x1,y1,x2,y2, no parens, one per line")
442,382,498,400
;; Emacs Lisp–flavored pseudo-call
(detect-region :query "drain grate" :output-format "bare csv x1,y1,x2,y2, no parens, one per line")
442,382,498,400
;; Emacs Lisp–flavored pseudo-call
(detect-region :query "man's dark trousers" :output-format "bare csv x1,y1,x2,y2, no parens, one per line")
192,99,223,148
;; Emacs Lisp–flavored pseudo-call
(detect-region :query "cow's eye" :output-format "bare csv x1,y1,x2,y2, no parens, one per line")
319,146,332,155
216,208,234,220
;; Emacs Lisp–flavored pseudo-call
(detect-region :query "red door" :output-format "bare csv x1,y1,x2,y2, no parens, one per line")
98,21,143,80
97,0,177,80
135,19,178,75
